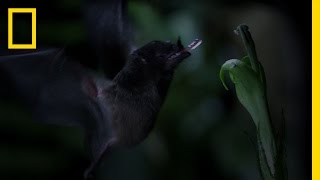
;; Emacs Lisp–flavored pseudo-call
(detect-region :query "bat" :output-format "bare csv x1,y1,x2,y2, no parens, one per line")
0,0,202,179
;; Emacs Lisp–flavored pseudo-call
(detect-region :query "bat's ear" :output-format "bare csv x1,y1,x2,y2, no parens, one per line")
177,36,183,49
82,77,98,99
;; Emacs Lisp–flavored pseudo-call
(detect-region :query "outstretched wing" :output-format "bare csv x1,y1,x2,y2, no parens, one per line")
0,50,113,161
84,0,131,78
0,49,63,107
0,0,132,177
0,49,111,170
0,49,87,126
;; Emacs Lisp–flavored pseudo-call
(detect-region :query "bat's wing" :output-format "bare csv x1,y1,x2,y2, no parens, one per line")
0,50,113,162
0,49,62,106
84,0,131,78
0,49,87,126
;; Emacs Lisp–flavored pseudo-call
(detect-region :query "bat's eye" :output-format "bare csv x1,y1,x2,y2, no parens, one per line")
140,58,147,63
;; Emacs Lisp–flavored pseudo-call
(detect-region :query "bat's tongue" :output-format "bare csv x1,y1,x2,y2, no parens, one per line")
182,38,202,52
168,38,202,60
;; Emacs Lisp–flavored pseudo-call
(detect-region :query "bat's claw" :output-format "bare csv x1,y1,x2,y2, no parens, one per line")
84,166,95,180
83,139,116,180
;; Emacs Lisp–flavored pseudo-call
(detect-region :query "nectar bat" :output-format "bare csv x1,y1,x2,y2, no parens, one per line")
0,0,202,179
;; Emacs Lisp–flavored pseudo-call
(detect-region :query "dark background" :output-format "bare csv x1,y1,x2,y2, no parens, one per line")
0,0,310,179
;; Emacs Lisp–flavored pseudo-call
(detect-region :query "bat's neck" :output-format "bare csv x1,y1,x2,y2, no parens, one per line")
113,63,156,91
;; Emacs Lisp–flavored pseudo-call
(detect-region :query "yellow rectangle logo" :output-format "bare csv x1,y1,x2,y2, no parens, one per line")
8,8,36,49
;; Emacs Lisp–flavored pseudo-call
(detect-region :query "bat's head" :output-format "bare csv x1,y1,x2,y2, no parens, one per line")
131,38,194,72
115,38,201,88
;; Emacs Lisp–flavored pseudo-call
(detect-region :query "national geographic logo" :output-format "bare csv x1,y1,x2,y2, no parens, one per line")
8,8,36,49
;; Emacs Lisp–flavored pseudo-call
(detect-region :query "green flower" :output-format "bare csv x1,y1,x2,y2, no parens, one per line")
219,24,284,179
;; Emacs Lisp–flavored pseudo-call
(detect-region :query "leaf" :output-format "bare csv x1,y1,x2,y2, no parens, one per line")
241,55,251,65
219,59,243,90
219,58,277,176
219,58,264,126
257,128,275,180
